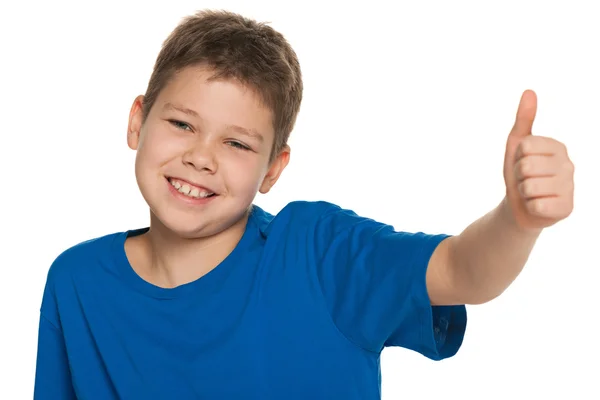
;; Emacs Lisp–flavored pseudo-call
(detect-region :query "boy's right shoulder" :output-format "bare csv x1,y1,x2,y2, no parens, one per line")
44,230,131,284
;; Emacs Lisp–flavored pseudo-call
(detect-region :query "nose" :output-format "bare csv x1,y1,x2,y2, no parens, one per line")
182,141,218,173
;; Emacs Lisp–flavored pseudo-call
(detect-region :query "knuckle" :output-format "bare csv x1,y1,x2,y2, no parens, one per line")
528,199,543,214
564,160,575,174
520,180,535,197
519,139,531,154
559,140,568,153
519,158,532,176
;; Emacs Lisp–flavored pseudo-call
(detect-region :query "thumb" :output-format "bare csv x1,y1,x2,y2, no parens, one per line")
509,89,537,138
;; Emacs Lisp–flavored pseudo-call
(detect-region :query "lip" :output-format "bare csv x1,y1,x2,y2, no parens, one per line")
165,177,219,205
165,176,217,195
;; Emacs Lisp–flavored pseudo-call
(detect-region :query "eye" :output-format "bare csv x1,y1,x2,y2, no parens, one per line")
168,120,192,131
227,141,251,151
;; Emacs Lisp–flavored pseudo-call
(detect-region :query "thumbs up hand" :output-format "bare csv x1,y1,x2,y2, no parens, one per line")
503,90,574,231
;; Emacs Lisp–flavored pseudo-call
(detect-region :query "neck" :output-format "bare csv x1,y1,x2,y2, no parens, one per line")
132,212,249,289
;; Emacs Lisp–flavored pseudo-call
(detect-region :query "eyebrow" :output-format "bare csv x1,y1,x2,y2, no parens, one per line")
225,124,264,143
163,102,199,117
163,102,265,143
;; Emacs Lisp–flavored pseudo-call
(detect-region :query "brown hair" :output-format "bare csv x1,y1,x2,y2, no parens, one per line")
142,9,303,161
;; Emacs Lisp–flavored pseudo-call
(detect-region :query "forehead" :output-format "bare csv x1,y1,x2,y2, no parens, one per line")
154,65,275,142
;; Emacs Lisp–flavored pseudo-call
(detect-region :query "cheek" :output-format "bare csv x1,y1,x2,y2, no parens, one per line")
134,136,175,190
223,156,267,192
138,131,184,166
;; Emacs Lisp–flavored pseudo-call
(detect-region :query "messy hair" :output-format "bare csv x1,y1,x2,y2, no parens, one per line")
142,9,303,161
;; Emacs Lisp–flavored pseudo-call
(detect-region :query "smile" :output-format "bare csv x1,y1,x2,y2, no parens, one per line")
167,177,216,199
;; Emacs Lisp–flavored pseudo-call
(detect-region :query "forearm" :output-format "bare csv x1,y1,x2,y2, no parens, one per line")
448,196,542,304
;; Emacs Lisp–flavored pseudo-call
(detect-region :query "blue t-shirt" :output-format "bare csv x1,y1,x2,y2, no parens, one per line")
34,201,467,399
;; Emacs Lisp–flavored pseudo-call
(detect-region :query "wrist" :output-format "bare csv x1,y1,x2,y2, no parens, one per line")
499,196,544,237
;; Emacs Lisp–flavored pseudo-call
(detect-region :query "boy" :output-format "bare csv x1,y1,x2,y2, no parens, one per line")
34,9,574,400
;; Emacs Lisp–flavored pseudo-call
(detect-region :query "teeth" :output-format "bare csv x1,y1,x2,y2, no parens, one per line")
169,178,214,199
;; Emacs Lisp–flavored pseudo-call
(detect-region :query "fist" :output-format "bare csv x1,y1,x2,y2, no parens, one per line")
503,90,575,231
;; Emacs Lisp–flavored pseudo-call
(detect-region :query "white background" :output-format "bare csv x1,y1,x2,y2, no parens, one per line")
1,0,599,398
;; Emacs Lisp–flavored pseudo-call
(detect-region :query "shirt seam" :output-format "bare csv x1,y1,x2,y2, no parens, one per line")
312,207,382,355
40,310,62,332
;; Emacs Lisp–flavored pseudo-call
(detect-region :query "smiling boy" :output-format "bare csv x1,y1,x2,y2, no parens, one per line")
34,9,575,400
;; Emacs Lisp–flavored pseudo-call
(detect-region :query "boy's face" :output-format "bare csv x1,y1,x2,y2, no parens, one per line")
127,65,289,239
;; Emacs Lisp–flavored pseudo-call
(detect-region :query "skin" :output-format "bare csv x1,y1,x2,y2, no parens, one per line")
126,67,575,306
427,90,575,305
125,65,289,288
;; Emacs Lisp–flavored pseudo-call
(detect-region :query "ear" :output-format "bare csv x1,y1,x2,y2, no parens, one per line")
127,95,145,150
259,145,291,194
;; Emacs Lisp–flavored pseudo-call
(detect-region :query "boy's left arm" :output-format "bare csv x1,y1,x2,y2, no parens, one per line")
427,90,575,306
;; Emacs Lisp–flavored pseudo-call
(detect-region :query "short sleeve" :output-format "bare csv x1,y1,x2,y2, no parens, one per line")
34,314,77,400
35,260,77,399
312,204,467,360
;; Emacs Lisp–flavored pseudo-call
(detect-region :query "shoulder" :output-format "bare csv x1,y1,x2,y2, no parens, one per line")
250,200,407,260
39,230,132,326
44,230,130,286
252,200,342,221
251,200,360,237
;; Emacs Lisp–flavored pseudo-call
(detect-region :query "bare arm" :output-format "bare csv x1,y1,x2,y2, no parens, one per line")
425,90,574,306
427,197,541,305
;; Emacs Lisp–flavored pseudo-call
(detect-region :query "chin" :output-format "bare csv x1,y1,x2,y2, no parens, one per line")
138,177,253,237
150,205,250,240
152,210,219,239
